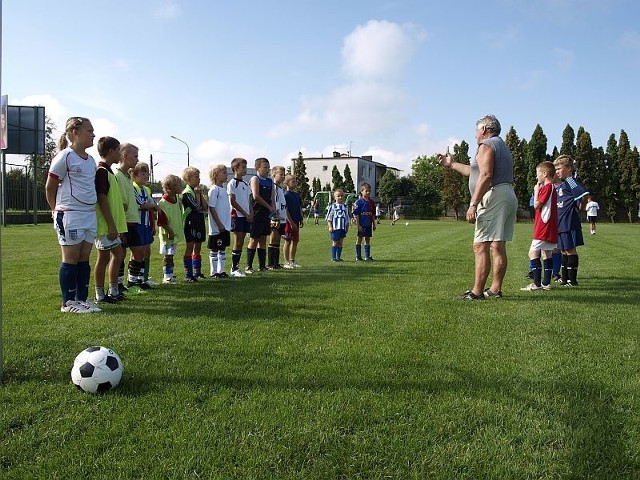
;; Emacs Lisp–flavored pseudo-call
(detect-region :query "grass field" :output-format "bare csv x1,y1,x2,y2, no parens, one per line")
1,220,639,479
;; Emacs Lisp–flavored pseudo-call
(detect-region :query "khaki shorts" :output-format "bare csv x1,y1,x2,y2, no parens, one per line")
474,184,517,243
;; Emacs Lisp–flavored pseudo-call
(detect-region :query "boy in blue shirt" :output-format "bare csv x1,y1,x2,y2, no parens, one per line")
554,155,589,287
352,183,376,261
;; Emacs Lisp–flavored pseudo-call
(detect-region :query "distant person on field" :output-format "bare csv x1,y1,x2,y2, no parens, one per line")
182,167,207,281
437,114,518,300
45,116,101,313
554,155,589,287
375,203,382,224
521,161,558,292
326,188,350,262
585,195,600,235
391,206,400,225
227,157,253,277
313,198,320,225
94,136,127,305
246,157,276,273
283,174,304,268
268,165,288,269
352,182,376,261
157,175,184,284
207,164,232,279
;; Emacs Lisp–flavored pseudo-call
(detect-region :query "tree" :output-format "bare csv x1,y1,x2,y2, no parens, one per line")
560,124,576,157
574,129,596,193
505,127,528,210
293,152,311,206
441,141,469,219
409,155,443,217
617,130,639,222
378,170,399,213
25,115,57,189
312,177,322,194
343,164,355,193
331,165,344,191
524,124,548,193
603,134,620,222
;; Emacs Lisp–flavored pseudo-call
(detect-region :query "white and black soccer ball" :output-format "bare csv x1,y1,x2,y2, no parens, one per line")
71,346,123,393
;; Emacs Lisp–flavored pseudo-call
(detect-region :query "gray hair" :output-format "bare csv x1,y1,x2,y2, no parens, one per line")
476,114,501,136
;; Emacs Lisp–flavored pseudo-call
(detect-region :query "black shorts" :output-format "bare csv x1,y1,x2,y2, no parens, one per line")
208,231,231,251
184,213,206,243
250,211,271,239
124,223,144,247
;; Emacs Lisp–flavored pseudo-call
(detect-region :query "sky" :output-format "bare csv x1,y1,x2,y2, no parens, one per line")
3,0,640,182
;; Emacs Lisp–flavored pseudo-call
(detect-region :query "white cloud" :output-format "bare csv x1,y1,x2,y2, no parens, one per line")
15,94,66,134
154,2,182,19
194,139,263,164
342,20,427,81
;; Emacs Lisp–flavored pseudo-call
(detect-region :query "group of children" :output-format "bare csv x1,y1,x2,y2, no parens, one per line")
46,116,306,314
521,154,590,292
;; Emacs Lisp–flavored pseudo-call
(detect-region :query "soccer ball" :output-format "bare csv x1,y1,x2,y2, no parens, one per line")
405,222,409,226
71,346,123,393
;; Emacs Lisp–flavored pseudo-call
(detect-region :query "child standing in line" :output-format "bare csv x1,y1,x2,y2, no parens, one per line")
520,161,558,292
207,164,232,279
326,189,350,262
283,174,304,268
131,162,158,288
157,175,184,284
268,165,287,269
227,158,253,278
45,116,100,313
182,167,207,281
246,157,276,273
554,155,589,287
94,136,127,304
585,195,600,235
352,182,376,261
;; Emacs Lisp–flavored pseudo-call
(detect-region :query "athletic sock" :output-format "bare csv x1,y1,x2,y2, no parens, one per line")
59,262,78,305
529,258,542,287
561,254,569,283
109,282,119,297
331,246,337,260
192,254,202,277
209,251,218,276
95,286,106,301
129,260,145,284
217,251,226,274
143,258,150,282
231,250,242,271
542,258,553,285
567,254,579,285
183,255,193,279
246,248,256,269
257,248,267,269
268,244,278,267
355,244,362,259
337,247,343,259
76,261,91,301
552,251,562,277
364,244,371,259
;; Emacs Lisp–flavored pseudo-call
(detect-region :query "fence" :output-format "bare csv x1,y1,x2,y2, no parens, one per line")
2,163,50,224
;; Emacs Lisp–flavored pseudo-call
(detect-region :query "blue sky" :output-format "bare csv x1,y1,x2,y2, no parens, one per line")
3,0,640,181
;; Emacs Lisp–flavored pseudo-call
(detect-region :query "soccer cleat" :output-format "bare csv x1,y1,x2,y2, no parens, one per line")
283,262,295,269
75,300,102,312
230,269,246,278
245,267,254,275
364,257,374,262
258,266,269,272
541,283,551,291
196,273,207,279
185,277,198,283
562,281,577,287
61,300,92,313
273,264,284,270
291,262,302,268
217,272,229,278
162,277,178,284
483,288,503,299
520,283,543,291
96,295,118,305
459,290,485,301
355,256,364,261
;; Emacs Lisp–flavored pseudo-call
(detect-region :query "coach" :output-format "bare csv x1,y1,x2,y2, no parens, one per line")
438,115,518,300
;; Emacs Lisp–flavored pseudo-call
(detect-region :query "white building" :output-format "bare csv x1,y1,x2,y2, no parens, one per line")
290,152,401,200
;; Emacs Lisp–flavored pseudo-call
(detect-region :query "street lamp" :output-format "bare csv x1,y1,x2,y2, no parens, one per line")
170,135,190,167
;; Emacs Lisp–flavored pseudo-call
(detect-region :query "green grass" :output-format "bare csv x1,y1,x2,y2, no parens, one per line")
1,221,639,479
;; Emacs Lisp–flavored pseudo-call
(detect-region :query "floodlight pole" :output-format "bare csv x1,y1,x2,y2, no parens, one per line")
170,135,190,167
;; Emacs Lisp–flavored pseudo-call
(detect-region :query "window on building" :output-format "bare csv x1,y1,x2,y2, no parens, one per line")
322,165,328,171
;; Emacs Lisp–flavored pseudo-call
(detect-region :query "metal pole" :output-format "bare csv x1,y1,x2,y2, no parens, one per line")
170,135,190,167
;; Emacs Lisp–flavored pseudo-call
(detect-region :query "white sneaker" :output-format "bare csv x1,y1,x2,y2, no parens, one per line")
520,283,543,292
283,262,295,269
145,278,157,286
77,300,102,312
230,269,246,278
61,300,92,314
162,277,178,284
541,283,551,291
245,267,254,274
291,262,302,268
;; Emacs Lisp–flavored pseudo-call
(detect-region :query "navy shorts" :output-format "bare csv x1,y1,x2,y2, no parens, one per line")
125,223,152,247
558,230,584,250
231,216,251,234
357,225,373,238
587,216,597,223
330,229,347,241
250,211,271,238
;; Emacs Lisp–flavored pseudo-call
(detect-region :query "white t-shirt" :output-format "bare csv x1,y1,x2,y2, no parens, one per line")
208,184,232,235
48,147,97,211
586,201,599,217
226,178,251,218
275,184,287,223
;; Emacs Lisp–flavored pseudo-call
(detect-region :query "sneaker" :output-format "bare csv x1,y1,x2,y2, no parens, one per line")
291,262,302,268
283,262,295,269
118,283,128,294
258,266,269,272
162,277,178,285
77,300,102,313
364,257,374,262
196,273,207,280
335,258,344,262
112,292,126,301
61,300,92,314
355,256,364,262
230,269,246,278
541,283,551,291
145,278,157,286
459,290,485,301
562,281,577,287
218,272,229,279
273,264,284,270
555,277,566,284
520,283,543,291
96,295,118,305
483,288,503,299
245,267,254,275
185,277,198,283
266,266,276,271
552,274,561,282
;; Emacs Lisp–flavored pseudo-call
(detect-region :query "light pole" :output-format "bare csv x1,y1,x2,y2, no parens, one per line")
170,135,190,167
